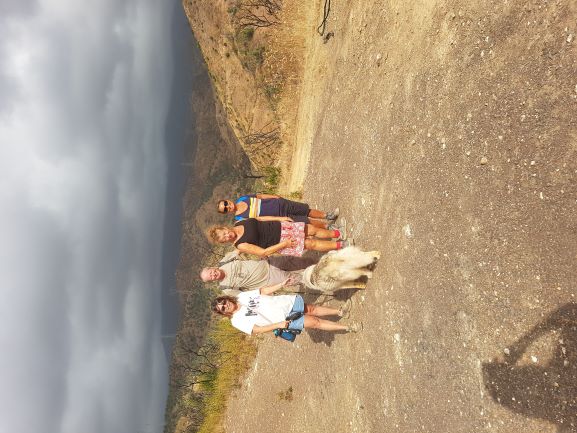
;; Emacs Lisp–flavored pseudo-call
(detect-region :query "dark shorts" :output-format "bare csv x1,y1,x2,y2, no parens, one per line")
278,198,310,223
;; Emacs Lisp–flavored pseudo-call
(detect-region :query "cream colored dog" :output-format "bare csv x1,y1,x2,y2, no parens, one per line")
302,247,381,292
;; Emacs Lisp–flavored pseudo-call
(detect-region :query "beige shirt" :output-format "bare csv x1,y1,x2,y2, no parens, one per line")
219,260,270,291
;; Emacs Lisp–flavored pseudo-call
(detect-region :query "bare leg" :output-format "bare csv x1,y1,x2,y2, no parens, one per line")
304,315,348,332
308,219,329,229
308,209,327,219
304,303,339,317
304,239,338,252
305,224,338,239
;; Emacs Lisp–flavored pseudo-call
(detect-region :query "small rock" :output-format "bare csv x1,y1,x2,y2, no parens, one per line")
531,355,538,363
503,348,510,355
394,333,401,343
403,224,413,238
480,156,488,165
466,150,471,156
567,33,574,43
530,160,536,165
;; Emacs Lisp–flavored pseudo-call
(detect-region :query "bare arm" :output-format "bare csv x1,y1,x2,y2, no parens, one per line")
236,240,293,257
256,193,280,199
260,278,290,295
252,321,289,334
255,216,293,222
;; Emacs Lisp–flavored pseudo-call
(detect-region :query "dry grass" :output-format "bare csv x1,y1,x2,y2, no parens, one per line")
195,319,257,433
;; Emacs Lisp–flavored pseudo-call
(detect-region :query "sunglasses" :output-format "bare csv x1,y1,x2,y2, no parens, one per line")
221,201,231,212
217,300,227,313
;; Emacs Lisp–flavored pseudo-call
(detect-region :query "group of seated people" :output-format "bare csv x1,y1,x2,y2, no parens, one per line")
202,193,362,338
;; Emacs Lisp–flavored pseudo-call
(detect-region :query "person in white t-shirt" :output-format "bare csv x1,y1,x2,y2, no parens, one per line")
211,279,362,335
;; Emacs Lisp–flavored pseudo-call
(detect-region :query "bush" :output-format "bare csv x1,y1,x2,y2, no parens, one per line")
255,166,281,194
196,320,256,433
237,26,255,44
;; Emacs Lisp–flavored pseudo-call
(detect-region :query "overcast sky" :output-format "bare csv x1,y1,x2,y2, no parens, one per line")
0,0,183,432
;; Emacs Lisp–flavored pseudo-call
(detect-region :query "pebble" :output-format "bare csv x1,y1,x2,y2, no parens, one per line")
531,355,538,363
567,34,574,43
403,224,413,238
503,348,510,355
480,156,488,165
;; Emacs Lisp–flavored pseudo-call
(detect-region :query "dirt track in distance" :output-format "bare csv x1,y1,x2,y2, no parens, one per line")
224,1,577,432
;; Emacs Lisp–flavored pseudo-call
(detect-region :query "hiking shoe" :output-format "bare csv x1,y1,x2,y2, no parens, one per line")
326,207,340,221
338,299,352,319
347,321,363,333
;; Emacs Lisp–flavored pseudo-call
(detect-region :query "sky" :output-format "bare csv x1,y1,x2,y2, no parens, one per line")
0,0,191,432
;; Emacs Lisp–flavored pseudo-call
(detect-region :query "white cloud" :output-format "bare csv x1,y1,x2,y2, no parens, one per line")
0,0,178,432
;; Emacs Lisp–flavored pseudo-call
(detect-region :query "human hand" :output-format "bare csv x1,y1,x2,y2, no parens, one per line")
286,238,298,247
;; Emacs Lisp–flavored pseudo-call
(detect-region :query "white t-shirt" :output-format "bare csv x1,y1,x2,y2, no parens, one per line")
230,290,297,335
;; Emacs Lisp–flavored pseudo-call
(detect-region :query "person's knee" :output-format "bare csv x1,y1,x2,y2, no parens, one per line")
305,315,321,329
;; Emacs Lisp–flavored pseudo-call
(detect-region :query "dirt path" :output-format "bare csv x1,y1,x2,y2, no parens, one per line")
225,1,577,432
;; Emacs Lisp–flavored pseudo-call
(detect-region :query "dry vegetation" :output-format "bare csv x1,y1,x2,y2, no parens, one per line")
163,2,315,432
182,0,310,170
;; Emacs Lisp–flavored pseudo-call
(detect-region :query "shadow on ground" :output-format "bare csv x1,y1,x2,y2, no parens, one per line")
272,253,373,346
483,303,577,433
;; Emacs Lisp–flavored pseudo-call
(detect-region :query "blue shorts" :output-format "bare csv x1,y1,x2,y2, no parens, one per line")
288,295,305,331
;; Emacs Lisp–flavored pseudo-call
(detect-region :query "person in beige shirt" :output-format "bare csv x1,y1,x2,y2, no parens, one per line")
200,259,305,295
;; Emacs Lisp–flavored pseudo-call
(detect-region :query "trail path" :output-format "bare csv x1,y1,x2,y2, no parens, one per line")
226,1,577,432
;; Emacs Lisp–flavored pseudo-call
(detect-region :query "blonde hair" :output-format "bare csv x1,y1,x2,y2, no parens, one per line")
205,225,228,244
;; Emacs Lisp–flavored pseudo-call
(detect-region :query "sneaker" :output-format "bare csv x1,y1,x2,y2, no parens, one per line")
347,321,363,333
326,207,340,221
340,238,355,248
338,299,352,319
330,217,347,240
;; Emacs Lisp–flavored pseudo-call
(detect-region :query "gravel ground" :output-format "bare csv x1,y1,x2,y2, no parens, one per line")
224,1,577,432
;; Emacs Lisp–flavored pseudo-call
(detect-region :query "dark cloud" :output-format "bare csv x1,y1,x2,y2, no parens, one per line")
0,0,39,17
0,0,177,432
0,202,72,433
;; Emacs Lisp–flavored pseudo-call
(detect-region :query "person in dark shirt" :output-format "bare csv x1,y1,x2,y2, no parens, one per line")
205,217,353,257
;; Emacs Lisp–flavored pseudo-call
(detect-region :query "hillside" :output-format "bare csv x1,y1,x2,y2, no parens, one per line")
182,0,313,172
221,1,577,433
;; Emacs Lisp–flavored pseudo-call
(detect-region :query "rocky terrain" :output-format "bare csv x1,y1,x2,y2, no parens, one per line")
219,1,577,432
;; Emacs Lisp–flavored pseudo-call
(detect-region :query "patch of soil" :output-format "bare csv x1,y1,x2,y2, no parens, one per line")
224,1,577,432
